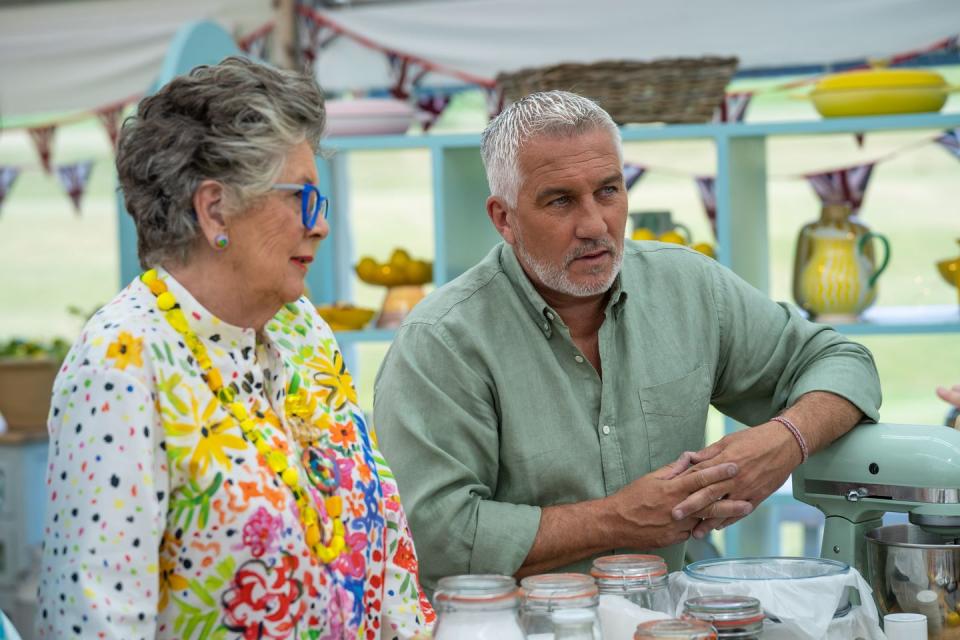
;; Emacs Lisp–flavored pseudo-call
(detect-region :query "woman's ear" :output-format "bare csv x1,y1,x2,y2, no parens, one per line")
192,179,228,249
487,195,517,245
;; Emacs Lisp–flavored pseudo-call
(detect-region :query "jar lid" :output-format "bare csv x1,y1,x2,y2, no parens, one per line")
683,557,848,582
520,573,598,601
591,554,668,580
634,619,718,639
435,574,519,606
683,595,764,628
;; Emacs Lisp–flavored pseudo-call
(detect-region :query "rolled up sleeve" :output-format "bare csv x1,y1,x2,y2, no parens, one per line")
374,322,541,591
710,263,882,425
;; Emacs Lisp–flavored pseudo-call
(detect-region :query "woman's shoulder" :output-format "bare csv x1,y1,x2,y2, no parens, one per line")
59,279,172,388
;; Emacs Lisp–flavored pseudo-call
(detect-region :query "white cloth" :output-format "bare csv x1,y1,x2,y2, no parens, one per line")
668,565,885,640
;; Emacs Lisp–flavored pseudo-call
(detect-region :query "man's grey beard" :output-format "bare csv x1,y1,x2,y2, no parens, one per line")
513,232,623,298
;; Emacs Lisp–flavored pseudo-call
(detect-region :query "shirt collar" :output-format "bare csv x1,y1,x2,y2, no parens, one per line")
498,243,629,339
151,267,258,352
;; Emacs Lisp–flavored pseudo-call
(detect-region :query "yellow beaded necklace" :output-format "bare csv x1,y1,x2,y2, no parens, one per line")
141,269,347,564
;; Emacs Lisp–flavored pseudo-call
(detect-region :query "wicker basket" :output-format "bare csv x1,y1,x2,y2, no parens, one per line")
496,57,738,125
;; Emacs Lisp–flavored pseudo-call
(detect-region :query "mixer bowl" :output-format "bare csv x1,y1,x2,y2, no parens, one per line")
866,524,960,638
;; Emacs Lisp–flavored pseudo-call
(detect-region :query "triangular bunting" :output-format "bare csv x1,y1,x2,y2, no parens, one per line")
805,163,875,214
935,129,960,159
0,166,21,217
96,105,124,150
694,176,717,235
55,161,94,214
415,92,452,132
237,22,273,61
713,92,753,123
623,163,647,190
485,87,506,120
28,126,56,174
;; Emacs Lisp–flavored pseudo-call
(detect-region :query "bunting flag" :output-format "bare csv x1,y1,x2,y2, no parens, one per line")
854,133,866,149
694,176,717,234
0,166,21,217
485,87,506,119
713,92,753,123
935,129,960,159
96,104,124,149
237,22,273,60
805,163,876,214
28,126,56,174
55,161,94,214
415,92,452,131
297,11,340,65
387,54,432,101
623,163,647,190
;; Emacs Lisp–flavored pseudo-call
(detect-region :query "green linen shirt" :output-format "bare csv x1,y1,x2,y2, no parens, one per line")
374,241,881,592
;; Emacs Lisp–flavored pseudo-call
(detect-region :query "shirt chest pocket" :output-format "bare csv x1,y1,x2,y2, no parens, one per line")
638,364,712,469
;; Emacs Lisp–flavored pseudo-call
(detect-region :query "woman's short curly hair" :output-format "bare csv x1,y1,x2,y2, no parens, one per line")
116,56,326,268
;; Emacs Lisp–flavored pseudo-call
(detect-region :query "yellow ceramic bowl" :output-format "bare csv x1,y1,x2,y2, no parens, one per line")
810,69,956,118
937,257,960,288
316,305,376,331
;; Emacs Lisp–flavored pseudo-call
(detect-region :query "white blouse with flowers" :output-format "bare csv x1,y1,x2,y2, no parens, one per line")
37,269,434,639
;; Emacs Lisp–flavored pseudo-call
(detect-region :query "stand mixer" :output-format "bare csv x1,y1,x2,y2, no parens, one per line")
793,422,960,635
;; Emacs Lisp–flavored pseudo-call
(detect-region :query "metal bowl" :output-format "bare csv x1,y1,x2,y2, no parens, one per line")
866,524,960,638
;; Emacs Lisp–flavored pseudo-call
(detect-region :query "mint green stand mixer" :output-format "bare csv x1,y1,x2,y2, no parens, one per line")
794,422,960,571
792,421,960,633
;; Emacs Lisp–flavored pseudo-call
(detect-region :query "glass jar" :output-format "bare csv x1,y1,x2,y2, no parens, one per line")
682,595,764,639
552,608,601,640
433,574,527,640
634,619,719,639
519,573,601,640
591,554,672,613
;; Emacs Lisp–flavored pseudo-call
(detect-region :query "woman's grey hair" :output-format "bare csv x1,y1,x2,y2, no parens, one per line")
116,56,326,268
480,90,622,209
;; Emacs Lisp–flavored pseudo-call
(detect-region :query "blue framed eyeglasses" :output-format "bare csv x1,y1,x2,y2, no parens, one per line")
272,183,329,230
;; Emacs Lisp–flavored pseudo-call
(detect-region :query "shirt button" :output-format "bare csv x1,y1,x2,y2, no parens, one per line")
602,425,611,435
574,355,585,363
543,322,550,331
545,311,554,320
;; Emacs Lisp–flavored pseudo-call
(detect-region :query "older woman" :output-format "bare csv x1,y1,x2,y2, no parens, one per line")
37,57,434,639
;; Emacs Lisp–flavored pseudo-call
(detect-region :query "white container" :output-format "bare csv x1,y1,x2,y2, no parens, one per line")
433,574,526,640
883,613,927,640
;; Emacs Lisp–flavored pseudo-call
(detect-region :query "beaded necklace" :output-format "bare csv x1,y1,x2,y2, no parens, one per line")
141,269,346,564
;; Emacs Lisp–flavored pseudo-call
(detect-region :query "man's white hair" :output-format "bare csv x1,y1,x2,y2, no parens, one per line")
480,90,623,209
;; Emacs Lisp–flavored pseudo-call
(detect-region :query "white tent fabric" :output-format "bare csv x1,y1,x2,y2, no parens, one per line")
0,0,270,120
1,0,958,119
311,0,960,91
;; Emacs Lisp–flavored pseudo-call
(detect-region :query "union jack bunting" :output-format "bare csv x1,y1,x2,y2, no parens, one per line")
935,129,960,160
695,176,717,235
28,125,56,174
237,22,273,61
0,166,20,217
96,104,124,149
55,161,94,214
805,163,876,214
713,92,753,123
623,163,647,191
416,92,452,131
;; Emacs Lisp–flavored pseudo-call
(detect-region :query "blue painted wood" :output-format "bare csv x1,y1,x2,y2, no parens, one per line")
334,328,398,346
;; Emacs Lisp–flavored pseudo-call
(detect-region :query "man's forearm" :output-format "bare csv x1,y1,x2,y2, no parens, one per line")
781,390,864,454
516,498,616,578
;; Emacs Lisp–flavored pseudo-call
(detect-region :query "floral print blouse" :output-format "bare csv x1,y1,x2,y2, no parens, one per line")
37,269,435,639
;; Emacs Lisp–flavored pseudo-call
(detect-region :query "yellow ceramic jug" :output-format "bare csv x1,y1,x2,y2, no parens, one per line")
794,204,891,322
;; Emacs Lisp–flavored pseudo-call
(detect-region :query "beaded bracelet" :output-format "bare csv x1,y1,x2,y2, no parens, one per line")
772,415,809,463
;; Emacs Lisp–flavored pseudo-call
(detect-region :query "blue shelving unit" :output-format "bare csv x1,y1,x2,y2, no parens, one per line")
116,21,960,560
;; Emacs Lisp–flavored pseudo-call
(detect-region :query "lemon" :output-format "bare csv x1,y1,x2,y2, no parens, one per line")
946,611,960,627
355,257,378,282
631,228,656,241
658,231,687,245
691,242,716,259
389,248,412,267
406,260,433,285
